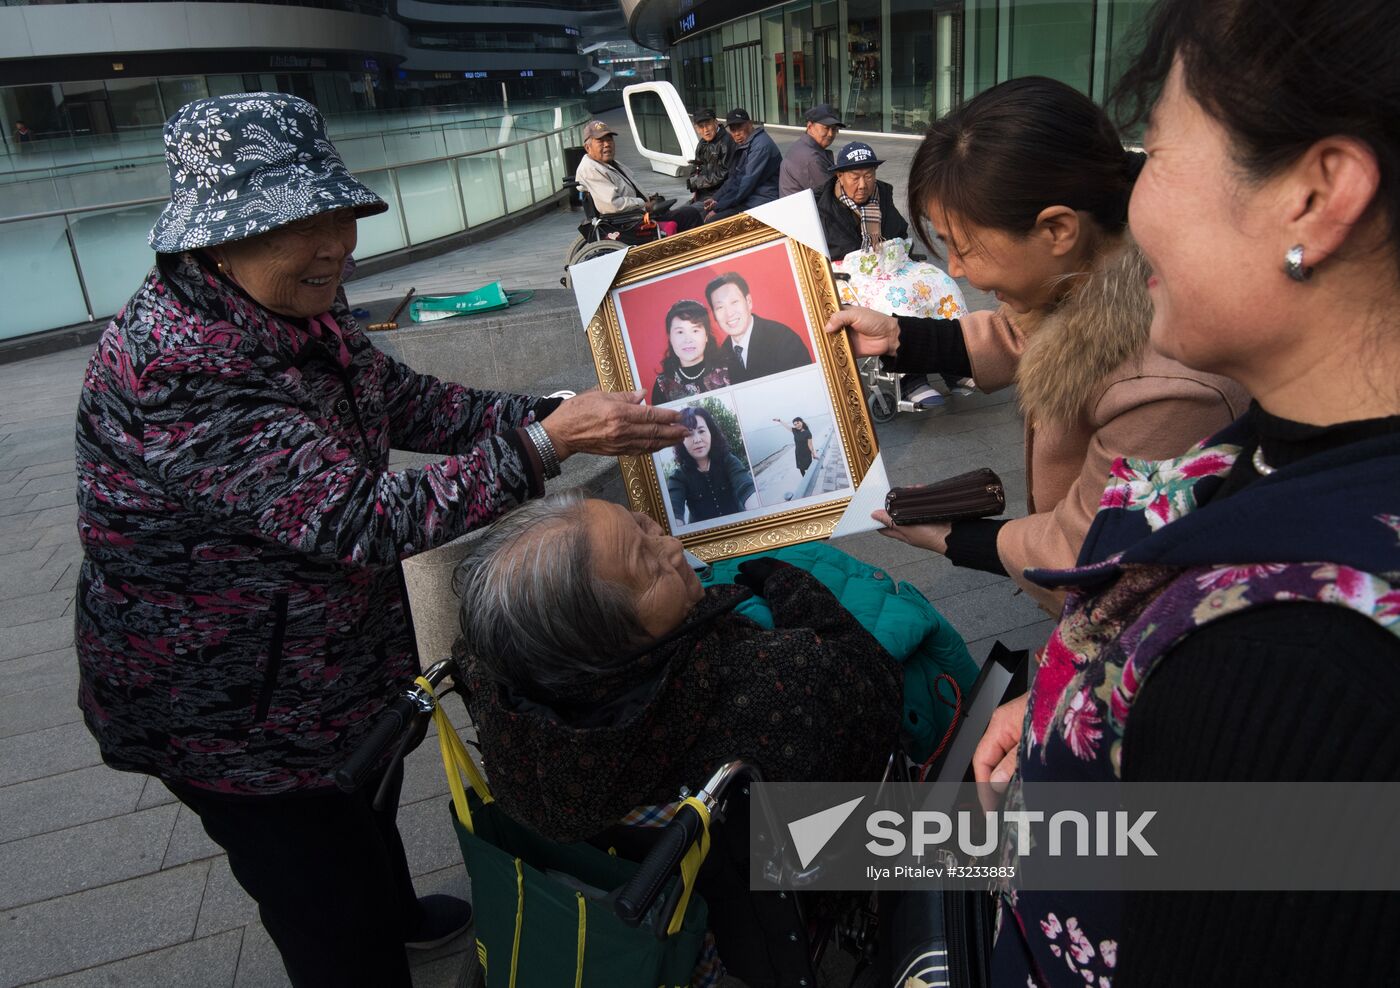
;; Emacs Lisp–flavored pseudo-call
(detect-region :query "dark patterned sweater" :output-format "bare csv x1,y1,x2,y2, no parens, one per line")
75,253,558,794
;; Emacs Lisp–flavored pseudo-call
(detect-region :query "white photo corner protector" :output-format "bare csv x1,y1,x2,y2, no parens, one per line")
566,190,884,539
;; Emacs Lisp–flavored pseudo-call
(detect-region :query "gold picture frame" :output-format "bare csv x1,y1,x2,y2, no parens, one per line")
582,212,879,562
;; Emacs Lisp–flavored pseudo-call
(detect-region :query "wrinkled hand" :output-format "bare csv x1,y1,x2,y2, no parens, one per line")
972,692,1029,811
871,509,951,555
541,391,687,460
702,198,717,211
824,306,901,358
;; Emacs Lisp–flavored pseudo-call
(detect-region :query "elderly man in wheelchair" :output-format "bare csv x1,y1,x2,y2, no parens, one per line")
452,491,977,986
566,120,703,274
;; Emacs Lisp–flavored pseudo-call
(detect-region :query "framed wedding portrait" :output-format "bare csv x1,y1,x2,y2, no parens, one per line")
575,206,880,563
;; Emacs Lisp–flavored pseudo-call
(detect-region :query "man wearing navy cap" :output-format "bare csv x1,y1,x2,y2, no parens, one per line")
815,141,907,257
701,108,782,222
779,103,845,197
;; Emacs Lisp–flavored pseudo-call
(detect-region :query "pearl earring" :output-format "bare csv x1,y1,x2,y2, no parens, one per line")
1284,244,1313,283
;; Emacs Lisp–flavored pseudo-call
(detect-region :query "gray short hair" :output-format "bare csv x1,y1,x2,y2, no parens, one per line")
453,491,648,698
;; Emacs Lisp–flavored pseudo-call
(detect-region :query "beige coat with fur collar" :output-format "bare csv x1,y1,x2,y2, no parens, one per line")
960,237,1249,612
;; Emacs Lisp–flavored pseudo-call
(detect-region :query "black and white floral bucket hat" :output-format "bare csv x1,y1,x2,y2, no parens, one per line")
149,92,387,253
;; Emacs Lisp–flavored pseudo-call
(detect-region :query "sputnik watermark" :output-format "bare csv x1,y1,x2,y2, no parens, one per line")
750,781,1400,892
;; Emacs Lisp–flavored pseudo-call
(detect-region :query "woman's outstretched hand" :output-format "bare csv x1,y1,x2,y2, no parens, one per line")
871,509,951,555
824,306,902,357
972,691,1029,811
542,391,687,460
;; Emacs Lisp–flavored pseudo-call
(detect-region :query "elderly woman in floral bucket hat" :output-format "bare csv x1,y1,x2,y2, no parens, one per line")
74,93,685,988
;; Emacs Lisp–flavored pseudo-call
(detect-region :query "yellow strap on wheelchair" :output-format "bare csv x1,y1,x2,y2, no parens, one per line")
510,858,525,988
416,675,493,834
666,796,712,936
574,891,587,988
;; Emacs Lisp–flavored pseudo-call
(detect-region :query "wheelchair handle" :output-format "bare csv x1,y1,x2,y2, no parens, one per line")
614,802,706,929
613,759,759,929
334,658,458,793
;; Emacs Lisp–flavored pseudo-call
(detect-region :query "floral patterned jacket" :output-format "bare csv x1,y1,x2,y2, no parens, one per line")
994,415,1400,987
75,254,557,794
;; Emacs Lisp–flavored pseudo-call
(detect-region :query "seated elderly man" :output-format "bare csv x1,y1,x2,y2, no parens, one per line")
574,119,701,234
453,492,902,844
815,141,908,257
701,108,782,223
819,141,974,407
778,103,843,197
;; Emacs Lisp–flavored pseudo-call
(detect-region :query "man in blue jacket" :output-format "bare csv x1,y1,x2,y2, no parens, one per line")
702,108,782,223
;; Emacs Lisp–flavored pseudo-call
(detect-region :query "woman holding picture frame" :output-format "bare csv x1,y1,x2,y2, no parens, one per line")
827,76,1248,613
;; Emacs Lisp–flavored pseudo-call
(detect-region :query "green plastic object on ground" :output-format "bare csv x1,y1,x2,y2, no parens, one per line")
409,282,535,322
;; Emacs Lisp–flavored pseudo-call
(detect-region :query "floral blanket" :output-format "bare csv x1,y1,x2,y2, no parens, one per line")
832,237,968,320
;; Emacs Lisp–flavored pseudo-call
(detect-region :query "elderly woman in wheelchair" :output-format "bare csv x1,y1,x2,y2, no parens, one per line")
453,491,903,846
452,491,979,985
453,491,902,981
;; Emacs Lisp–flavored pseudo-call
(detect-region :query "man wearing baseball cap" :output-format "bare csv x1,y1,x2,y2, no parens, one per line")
818,141,971,407
815,140,906,257
778,103,845,197
701,108,782,222
685,107,735,203
574,119,701,231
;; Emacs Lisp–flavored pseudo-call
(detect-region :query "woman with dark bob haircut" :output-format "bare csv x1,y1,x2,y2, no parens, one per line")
827,77,1247,614
666,405,756,523
650,298,731,403
972,1,1400,985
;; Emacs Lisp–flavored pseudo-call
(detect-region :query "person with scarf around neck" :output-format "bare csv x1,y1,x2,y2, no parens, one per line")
815,140,910,259
649,298,732,403
963,3,1400,984
826,77,1248,614
74,93,688,988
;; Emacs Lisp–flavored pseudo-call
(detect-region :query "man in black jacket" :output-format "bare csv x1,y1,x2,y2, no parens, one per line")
815,141,909,259
705,272,813,382
685,107,735,203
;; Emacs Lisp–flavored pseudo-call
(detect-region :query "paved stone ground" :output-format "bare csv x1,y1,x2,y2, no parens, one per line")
0,109,1051,988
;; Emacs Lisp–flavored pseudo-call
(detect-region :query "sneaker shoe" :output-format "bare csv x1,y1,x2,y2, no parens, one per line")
950,377,977,397
406,894,474,950
905,382,946,409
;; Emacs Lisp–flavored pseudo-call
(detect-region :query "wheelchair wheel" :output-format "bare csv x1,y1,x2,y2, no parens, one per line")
868,387,897,424
563,234,588,266
562,239,628,289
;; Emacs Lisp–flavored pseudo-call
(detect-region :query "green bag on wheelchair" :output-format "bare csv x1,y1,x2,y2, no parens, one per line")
410,283,534,323
424,677,710,987
449,791,709,987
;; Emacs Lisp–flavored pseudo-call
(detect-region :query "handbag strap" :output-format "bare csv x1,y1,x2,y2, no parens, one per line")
416,675,494,834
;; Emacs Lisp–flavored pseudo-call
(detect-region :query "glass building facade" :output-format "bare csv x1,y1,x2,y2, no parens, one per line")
667,0,1155,135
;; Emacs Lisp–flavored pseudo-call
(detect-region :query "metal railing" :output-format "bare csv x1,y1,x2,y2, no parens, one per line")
0,100,581,181
0,104,588,340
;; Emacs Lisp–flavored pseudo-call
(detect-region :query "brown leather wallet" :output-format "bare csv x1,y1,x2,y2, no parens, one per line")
885,467,1006,525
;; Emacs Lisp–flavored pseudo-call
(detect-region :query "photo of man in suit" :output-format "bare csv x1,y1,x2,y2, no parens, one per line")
705,272,813,383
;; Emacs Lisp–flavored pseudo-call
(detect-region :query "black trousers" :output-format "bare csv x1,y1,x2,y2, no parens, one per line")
169,766,422,988
657,204,703,232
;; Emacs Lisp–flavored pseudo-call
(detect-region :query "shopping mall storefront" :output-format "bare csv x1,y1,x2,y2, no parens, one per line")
644,0,1154,135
